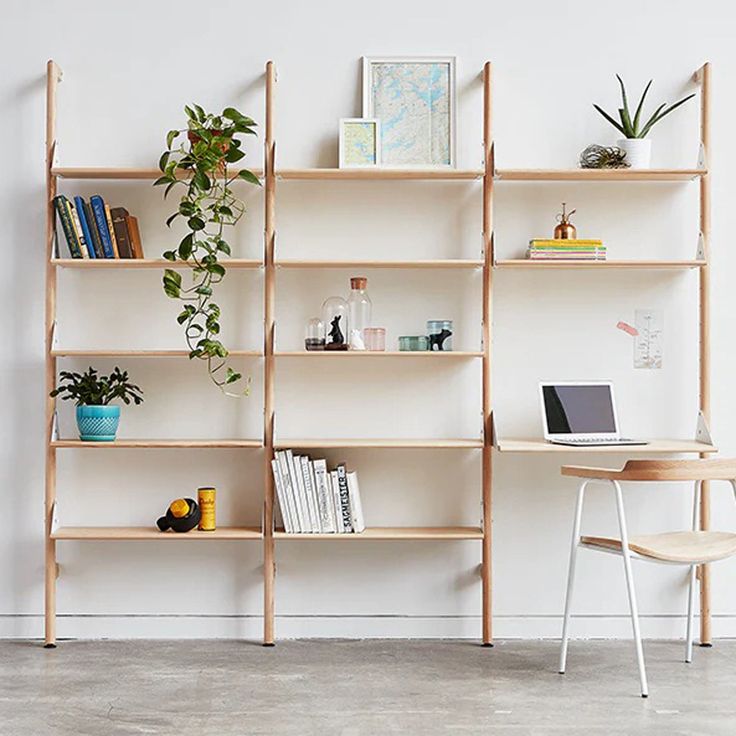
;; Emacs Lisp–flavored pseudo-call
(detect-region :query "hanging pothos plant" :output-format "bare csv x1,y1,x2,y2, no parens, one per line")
154,104,260,396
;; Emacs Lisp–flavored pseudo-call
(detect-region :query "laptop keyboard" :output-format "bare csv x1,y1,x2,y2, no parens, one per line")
551,436,648,446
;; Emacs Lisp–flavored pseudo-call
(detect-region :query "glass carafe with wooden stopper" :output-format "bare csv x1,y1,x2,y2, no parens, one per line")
347,277,372,350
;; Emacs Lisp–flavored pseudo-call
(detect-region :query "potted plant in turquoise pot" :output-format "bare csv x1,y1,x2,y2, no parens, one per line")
50,367,144,441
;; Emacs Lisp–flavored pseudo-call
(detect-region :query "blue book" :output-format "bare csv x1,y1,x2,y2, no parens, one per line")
74,196,96,258
90,195,114,258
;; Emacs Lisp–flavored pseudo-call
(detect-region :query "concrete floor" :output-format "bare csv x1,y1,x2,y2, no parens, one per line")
1,640,734,735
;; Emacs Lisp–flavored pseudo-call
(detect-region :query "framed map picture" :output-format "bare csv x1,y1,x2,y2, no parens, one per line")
362,56,456,168
339,118,381,168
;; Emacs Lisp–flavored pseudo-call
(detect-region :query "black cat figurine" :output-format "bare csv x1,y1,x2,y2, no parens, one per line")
428,328,452,351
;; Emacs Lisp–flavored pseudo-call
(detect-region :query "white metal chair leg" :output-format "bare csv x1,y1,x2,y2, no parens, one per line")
612,480,649,698
559,481,587,675
685,481,701,663
685,564,697,663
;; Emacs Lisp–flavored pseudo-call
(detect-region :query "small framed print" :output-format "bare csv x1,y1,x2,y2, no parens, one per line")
339,118,381,168
362,56,456,168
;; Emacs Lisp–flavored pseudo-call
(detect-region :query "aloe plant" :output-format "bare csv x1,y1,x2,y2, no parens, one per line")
594,75,695,139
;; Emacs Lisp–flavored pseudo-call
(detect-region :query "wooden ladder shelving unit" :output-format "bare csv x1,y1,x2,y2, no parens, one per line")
43,59,714,648
258,62,494,645
492,63,715,646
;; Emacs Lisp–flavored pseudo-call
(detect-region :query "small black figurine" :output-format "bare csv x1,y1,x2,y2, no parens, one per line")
156,498,201,533
428,328,452,351
325,315,347,350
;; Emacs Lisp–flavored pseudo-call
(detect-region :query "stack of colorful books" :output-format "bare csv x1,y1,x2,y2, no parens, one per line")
527,239,606,261
53,194,144,259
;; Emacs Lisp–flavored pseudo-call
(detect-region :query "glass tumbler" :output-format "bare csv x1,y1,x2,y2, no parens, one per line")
364,327,386,351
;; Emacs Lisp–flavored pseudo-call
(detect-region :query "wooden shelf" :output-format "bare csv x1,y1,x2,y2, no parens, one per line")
274,438,483,449
51,167,263,180
495,260,706,270
54,166,703,183
276,259,483,269
277,168,483,181
52,526,262,540
274,526,483,540
51,258,262,269
496,438,717,454
51,349,262,358
495,169,706,182
275,351,482,358
51,439,263,449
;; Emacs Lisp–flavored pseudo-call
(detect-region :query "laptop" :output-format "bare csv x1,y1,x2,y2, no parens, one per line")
539,381,648,447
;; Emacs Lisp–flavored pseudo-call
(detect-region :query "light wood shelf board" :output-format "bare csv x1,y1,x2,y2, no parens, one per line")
274,526,483,540
51,167,263,180
51,258,262,269
51,349,262,357
274,438,483,449
277,168,483,181
495,169,706,182
276,259,483,269
51,439,263,449
495,260,706,270
275,351,482,358
496,438,718,454
52,526,262,540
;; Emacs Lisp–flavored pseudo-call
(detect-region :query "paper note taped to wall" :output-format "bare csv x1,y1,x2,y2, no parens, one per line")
633,309,663,369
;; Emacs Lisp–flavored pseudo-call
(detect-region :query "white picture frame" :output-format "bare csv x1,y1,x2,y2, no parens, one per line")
338,118,381,168
362,55,456,169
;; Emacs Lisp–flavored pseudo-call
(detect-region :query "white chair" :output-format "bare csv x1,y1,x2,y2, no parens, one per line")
558,459,736,698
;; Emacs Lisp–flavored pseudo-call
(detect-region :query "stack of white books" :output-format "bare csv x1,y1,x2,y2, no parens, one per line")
271,450,365,534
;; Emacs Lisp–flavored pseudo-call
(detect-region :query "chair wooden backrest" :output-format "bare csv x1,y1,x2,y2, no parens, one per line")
561,459,736,482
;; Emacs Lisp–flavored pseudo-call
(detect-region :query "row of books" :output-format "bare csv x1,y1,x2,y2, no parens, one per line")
271,450,365,534
53,194,144,259
528,239,606,261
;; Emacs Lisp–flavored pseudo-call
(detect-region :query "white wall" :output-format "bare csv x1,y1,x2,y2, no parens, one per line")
2,0,736,640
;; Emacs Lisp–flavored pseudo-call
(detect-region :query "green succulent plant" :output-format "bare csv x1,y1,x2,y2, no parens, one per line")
594,75,695,139
50,367,144,406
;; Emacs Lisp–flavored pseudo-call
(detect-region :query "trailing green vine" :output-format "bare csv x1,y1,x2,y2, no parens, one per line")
154,104,260,395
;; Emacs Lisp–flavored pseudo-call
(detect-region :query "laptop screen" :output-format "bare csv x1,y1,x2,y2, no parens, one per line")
542,384,617,434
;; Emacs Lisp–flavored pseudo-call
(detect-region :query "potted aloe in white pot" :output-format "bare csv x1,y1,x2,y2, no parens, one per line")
593,76,695,168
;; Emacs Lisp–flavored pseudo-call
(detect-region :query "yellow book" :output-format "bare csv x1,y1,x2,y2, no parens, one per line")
530,239,603,247
104,203,120,258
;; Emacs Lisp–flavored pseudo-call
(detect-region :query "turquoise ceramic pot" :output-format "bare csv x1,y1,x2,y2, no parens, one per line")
76,405,121,441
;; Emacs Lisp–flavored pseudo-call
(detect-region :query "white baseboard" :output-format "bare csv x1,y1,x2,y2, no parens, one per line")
4,613,736,640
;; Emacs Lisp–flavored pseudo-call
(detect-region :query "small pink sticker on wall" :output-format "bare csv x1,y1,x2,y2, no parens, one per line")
616,321,639,336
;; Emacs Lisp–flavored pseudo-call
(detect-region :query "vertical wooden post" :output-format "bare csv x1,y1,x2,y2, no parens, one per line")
44,59,61,648
481,61,494,646
262,60,276,646
696,62,712,646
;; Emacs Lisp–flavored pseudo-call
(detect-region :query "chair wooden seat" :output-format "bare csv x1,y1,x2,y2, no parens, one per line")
581,531,736,563
562,459,736,482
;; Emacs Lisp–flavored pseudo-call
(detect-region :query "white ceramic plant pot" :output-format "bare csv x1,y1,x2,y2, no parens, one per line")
617,138,652,169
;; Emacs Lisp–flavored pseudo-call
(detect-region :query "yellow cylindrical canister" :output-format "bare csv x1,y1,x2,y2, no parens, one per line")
197,487,216,531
